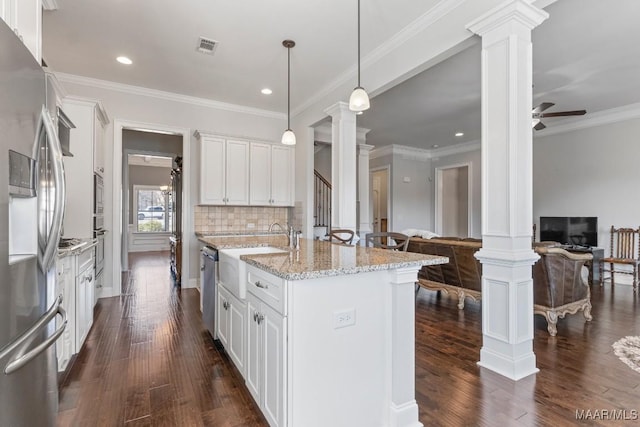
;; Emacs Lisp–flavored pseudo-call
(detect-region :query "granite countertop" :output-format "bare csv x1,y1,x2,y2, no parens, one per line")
198,235,448,280
57,238,97,258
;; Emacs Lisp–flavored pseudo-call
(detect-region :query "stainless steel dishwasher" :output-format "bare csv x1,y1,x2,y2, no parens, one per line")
201,246,218,338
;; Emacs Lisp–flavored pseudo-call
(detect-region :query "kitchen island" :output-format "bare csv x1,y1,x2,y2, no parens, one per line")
198,235,448,427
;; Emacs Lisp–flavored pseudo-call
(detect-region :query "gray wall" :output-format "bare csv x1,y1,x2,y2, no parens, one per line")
314,144,332,183
123,129,182,153
533,118,640,248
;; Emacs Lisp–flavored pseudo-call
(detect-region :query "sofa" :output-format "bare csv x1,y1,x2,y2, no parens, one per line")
407,237,593,336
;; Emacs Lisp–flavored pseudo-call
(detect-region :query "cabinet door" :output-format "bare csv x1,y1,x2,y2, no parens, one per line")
270,145,294,206
262,302,286,427
216,285,230,348
246,293,262,404
249,142,271,205
225,139,250,205
75,274,87,353
228,294,246,377
85,269,95,333
200,136,226,204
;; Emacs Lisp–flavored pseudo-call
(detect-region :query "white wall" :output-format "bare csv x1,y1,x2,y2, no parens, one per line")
57,77,284,293
533,117,640,249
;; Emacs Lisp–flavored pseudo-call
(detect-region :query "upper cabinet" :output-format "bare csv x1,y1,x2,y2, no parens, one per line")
62,97,109,237
197,132,250,205
196,131,294,207
249,143,294,206
1,0,42,62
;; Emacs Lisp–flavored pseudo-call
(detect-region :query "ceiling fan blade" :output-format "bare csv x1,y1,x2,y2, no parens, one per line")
532,102,555,114
539,110,586,118
533,121,546,131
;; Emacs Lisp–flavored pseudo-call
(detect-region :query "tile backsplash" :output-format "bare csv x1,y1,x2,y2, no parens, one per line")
194,206,290,234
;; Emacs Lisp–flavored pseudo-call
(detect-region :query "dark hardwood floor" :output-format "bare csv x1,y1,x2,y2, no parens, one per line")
58,252,640,426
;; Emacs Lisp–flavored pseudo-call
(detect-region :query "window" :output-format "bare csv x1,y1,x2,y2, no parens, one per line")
133,185,172,232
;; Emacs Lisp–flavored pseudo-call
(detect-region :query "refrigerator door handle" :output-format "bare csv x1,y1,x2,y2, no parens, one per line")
0,295,67,374
38,106,66,271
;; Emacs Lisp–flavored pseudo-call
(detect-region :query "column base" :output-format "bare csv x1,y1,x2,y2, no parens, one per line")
478,345,538,381
389,400,423,427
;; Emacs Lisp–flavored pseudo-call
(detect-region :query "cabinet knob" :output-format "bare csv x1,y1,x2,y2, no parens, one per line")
255,281,268,289
257,313,264,324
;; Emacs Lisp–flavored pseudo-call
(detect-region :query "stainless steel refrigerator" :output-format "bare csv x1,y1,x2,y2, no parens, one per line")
0,21,67,426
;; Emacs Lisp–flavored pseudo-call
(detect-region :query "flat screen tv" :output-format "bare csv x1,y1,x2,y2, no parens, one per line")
539,216,598,247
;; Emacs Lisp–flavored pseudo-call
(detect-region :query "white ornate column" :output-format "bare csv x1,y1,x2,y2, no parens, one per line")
325,102,357,231
466,0,548,380
357,141,374,245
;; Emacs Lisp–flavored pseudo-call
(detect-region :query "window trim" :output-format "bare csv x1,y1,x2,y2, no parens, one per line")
133,184,170,233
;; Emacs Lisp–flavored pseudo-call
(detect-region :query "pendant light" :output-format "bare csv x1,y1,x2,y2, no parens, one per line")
349,0,370,112
281,40,296,145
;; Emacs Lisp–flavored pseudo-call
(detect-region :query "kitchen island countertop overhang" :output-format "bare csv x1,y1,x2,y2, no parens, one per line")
197,235,448,280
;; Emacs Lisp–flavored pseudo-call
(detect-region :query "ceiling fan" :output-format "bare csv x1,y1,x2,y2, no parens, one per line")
532,102,586,130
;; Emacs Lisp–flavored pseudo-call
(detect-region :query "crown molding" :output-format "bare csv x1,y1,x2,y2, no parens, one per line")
54,72,286,120
431,139,481,158
466,0,549,36
42,0,58,11
314,123,371,144
291,0,467,118
534,102,640,138
370,144,432,161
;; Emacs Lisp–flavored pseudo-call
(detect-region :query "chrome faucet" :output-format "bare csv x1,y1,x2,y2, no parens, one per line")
268,222,286,233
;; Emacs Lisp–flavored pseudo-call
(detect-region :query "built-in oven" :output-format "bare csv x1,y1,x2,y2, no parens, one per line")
94,174,103,216
94,229,106,280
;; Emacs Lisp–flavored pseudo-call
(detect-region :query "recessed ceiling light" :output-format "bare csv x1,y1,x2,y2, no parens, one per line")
116,56,132,65
432,144,439,148
455,132,464,137
261,88,273,95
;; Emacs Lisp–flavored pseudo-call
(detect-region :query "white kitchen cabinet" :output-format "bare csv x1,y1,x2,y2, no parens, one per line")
55,256,74,373
249,142,294,206
216,283,246,376
75,247,95,352
0,0,42,62
62,97,109,237
196,131,249,205
246,269,287,427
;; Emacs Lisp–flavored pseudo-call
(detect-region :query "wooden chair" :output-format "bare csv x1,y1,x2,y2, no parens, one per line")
600,226,640,291
328,229,355,245
365,232,409,251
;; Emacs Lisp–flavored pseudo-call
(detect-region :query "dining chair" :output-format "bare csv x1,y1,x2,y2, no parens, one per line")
365,232,410,251
600,225,640,291
328,229,355,245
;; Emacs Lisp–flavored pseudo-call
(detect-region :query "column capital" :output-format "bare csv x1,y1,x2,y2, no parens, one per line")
466,0,548,36
357,143,375,153
324,101,354,119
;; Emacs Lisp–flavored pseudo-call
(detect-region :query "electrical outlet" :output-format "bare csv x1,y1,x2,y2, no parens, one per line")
247,223,255,229
334,309,356,329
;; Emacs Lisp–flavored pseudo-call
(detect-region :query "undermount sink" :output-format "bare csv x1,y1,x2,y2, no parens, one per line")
218,246,287,299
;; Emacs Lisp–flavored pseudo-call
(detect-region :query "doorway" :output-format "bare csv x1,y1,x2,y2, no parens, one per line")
371,166,390,234
112,121,190,297
435,164,471,237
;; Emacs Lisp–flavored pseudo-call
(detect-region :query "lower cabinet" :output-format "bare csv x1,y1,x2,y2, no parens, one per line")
216,284,246,377
246,291,287,427
55,257,74,373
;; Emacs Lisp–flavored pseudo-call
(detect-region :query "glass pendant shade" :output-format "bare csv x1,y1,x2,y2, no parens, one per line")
349,86,370,112
281,129,296,145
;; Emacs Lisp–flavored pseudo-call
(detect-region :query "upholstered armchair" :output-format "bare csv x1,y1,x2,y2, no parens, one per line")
533,247,593,336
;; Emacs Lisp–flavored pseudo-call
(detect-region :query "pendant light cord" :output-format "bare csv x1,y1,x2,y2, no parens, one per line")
287,45,291,129
357,0,361,87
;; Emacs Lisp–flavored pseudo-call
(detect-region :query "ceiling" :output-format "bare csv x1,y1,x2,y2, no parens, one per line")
42,0,640,150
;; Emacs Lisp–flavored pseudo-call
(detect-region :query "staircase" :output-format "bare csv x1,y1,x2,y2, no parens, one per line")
314,170,331,237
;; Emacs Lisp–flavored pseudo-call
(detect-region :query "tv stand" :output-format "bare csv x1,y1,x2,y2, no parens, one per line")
560,245,604,285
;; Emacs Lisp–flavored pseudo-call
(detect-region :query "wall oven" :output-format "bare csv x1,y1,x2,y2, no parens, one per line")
94,229,106,279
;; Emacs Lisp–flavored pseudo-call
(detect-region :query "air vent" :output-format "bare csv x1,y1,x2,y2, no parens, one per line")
197,37,219,55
